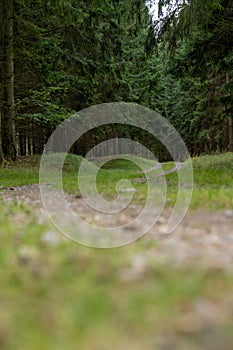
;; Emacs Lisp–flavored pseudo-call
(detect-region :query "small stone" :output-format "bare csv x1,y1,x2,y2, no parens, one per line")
157,216,166,224
42,183,53,187
119,254,147,281
18,245,40,265
224,210,233,218
224,234,233,242
158,224,169,234
123,225,138,231
119,188,136,193
41,231,60,244
131,254,147,273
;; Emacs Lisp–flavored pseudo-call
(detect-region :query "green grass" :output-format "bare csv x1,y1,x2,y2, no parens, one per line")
1,153,233,349
185,153,233,209
0,156,40,186
66,152,233,210
1,153,233,209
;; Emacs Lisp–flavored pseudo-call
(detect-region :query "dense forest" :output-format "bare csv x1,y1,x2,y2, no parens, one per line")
0,0,233,163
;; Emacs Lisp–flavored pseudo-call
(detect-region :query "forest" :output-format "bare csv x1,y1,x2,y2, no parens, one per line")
1,2,233,350
0,0,232,162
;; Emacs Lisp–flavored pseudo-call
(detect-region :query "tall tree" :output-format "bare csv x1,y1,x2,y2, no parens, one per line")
1,0,16,161
1,0,161,159
0,106,3,163
151,0,233,154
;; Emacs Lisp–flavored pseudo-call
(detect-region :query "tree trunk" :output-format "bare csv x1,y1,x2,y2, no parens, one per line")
226,74,233,151
0,107,4,164
229,117,233,152
0,10,4,164
2,0,16,161
0,57,4,165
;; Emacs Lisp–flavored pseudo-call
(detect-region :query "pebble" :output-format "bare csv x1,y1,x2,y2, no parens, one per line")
224,234,233,242
157,216,167,224
224,210,233,218
119,254,148,281
41,231,60,244
18,245,40,265
158,224,169,234
119,188,136,193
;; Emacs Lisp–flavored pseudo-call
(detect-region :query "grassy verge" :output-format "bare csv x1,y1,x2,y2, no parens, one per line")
2,152,232,209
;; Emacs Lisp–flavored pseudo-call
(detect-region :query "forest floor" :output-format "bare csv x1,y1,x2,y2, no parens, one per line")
0,154,233,350
1,182,233,270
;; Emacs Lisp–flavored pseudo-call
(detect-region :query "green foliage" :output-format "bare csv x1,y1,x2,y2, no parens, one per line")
11,0,157,127
152,0,233,154
1,0,233,157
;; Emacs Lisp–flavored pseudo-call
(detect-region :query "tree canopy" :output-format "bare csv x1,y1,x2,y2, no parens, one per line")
0,0,233,162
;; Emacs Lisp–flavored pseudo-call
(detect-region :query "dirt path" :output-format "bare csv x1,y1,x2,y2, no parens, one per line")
1,178,233,350
142,161,184,174
1,183,233,270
